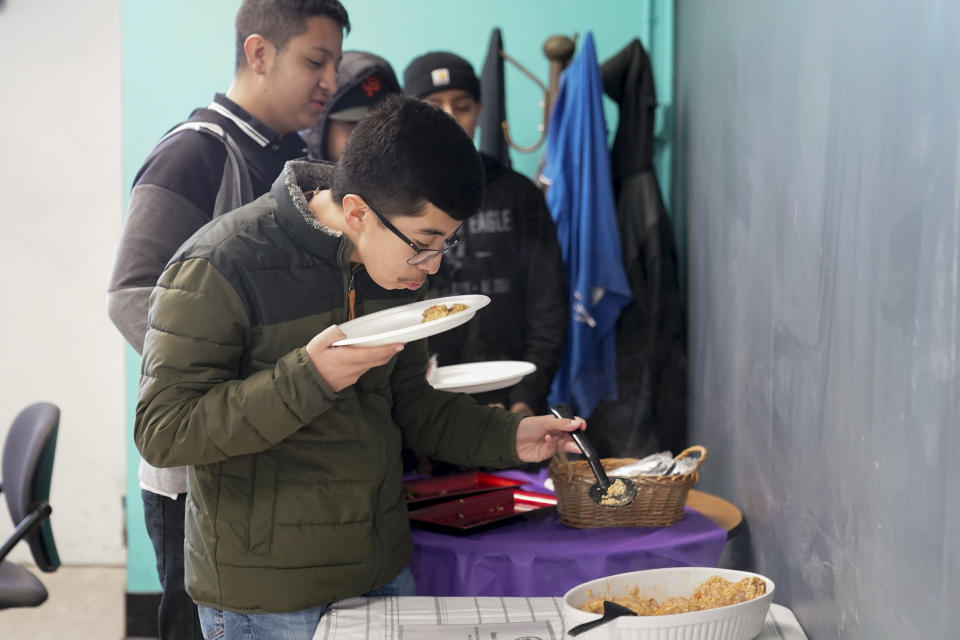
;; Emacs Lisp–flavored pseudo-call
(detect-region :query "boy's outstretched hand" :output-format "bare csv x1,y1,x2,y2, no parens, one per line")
515,414,586,462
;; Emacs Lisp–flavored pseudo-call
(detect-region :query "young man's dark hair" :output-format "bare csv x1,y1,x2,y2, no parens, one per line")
332,94,484,221
235,0,350,69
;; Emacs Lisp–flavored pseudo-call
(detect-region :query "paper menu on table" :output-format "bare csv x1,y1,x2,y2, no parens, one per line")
399,620,555,640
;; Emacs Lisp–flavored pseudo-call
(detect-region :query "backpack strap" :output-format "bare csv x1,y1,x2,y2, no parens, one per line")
159,121,255,217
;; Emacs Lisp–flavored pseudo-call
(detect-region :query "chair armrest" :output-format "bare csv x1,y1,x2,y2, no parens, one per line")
0,502,52,563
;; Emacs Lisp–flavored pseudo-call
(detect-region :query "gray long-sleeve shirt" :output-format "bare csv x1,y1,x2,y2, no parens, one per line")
108,94,307,495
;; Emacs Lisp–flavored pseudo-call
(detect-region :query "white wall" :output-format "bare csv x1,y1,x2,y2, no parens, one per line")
0,0,125,565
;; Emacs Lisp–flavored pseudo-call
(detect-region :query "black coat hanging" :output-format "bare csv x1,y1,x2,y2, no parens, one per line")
587,38,688,458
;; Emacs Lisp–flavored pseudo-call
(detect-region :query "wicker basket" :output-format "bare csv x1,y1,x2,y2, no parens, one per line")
548,445,708,528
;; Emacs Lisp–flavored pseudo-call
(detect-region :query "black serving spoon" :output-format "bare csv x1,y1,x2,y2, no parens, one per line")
568,600,638,636
550,403,638,507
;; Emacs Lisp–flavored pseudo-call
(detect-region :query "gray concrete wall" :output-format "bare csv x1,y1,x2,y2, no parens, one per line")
676,1,960,637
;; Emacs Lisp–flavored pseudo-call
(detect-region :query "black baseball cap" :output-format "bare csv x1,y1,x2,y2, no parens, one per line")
328,53,402,123
403,51,480,101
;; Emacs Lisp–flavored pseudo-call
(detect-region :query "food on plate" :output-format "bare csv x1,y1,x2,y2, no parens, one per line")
600,478,628,505
580,575,766,616
421,303,469,323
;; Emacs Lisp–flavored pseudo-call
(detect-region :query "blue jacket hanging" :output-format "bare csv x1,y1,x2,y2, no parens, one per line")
543,32,632,418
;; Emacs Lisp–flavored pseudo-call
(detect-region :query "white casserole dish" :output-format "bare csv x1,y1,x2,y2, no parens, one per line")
561,567,775,640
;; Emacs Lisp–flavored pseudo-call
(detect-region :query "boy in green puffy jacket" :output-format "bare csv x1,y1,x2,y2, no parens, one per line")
135,94,584,640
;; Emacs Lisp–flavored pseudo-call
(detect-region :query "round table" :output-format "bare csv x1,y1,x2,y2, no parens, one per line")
685,489,744,539
408,469,730,597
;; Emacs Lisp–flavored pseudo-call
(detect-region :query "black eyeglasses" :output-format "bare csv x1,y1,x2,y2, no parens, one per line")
302,188,461,265
366,202,461,266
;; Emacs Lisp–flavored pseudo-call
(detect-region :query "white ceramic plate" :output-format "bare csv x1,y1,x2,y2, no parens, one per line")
333,295,490,347
562,567,775,640
428,360,537,394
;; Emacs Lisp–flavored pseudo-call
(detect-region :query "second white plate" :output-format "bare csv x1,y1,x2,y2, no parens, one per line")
429,360,537,394
333,294,490,347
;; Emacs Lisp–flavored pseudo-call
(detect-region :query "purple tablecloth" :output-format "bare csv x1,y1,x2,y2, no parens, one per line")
409,469,729,597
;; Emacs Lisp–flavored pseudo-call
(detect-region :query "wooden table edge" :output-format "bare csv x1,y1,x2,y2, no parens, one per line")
685,489,744,539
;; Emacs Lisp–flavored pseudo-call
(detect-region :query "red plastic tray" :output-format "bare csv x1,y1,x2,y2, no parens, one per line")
404,472,526,508
408,488,557,533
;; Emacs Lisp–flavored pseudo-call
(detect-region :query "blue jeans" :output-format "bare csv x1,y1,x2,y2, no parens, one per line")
142,490,204,640
198,567,417,640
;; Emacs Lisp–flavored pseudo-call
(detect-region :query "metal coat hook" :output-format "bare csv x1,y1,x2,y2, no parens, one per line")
499,34,577,154
499,49,549,153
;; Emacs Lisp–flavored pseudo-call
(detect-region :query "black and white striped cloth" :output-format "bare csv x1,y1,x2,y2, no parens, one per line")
313,596,808,640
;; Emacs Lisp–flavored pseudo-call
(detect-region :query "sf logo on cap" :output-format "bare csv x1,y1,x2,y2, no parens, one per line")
362,74,382,97
431,68,451,87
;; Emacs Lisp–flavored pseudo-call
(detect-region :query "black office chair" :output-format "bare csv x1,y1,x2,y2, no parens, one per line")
0,402,61,610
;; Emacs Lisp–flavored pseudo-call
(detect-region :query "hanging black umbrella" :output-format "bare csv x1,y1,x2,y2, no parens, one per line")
479,27,511,168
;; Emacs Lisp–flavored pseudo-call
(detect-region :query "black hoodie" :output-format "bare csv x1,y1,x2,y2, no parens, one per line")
427,153,568,415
